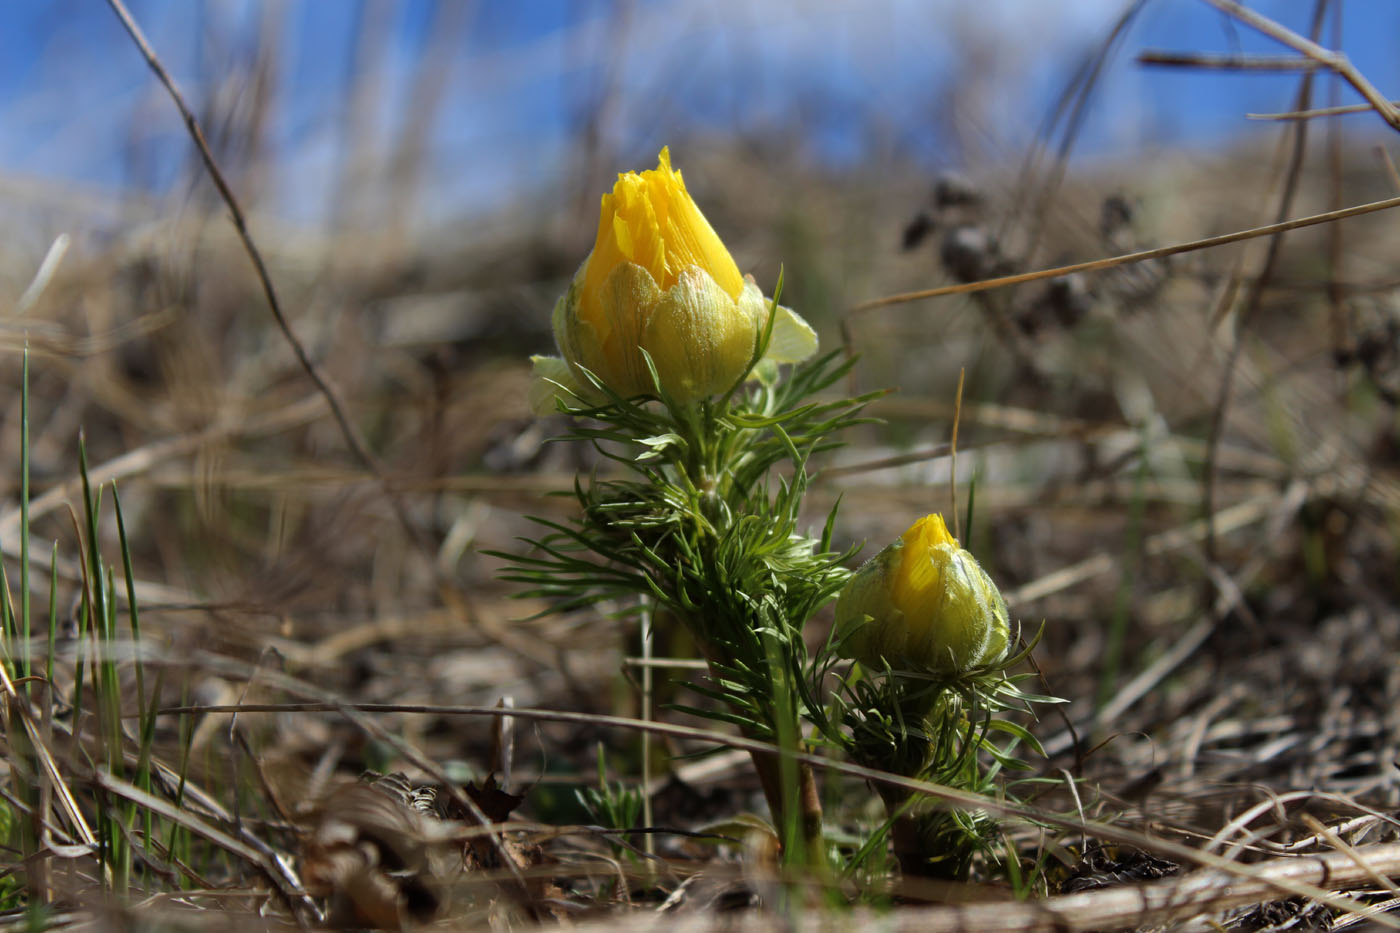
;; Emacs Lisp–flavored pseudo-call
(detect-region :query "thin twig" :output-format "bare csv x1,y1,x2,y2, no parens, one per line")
101,0,428,555
150,698,1400,927
1376,146,1400,194
568,843,1400,932
1249,99,1400,121
1138,50,1323,70
1326,2,1347,361
1009,0,1146,260
1302,814,1400,899
846,192,1400,315
1203,0,1323,567
949,368,965,539
89,770,319,924
1203,0,1400,131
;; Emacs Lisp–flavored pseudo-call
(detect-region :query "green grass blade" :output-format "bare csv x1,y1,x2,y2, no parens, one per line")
19,348,30,691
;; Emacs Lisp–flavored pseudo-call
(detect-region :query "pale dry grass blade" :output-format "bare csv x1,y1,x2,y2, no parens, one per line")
848,192,1400,315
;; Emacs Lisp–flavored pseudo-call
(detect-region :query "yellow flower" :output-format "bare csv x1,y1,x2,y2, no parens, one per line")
530,148,817,413
835,514,1009,676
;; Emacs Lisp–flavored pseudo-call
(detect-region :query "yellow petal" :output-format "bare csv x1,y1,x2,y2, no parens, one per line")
582,148,744,335
569,261,661,399
837,513,1010,675
903,513,960,551
890,514,956,617
903,546,991,673
557,148,811,405
643,267,756,403
647,149,745,298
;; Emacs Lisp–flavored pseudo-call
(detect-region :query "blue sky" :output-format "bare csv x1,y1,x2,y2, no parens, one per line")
2,0,1396,227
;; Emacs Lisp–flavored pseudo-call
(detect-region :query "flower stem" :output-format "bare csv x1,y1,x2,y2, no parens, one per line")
751,748,824,864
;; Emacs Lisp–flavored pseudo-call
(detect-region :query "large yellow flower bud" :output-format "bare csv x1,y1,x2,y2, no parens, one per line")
835,514,1009,676
530,148,817,413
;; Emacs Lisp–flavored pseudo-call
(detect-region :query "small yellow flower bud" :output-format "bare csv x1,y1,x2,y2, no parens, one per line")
835,514,1009,676
531,148,817,412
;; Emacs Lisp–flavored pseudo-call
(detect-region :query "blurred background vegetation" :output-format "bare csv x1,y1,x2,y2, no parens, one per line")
1,0,1399,924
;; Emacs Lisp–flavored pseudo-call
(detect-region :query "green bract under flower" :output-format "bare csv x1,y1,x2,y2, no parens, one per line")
530,148,818,413
835,513,1009,676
